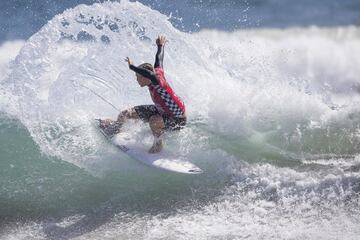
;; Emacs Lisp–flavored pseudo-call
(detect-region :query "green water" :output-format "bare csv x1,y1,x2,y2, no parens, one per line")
0,117,114,224
0,116,229,228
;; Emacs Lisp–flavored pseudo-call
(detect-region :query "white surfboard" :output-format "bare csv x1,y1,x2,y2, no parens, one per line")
97,123,203,174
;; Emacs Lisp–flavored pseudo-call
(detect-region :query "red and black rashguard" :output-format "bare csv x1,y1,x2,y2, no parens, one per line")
129,44,186,118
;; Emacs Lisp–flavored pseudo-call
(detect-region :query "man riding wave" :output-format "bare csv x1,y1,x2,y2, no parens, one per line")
99,35,186,153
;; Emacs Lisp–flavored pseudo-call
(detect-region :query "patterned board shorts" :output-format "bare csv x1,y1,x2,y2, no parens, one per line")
134,105,186,131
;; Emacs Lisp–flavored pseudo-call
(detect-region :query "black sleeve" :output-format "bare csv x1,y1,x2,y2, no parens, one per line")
154,44,164,68
129,64,159,85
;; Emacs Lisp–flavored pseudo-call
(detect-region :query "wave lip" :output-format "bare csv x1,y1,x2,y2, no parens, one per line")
0,1,201,171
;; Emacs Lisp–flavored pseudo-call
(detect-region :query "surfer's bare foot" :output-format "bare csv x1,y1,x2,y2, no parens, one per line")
99,119,121,137
148,140,163,154
99,119,114,129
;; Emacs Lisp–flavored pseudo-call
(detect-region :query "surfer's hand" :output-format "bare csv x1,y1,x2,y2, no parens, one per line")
125,57,132,66
156,35,167,46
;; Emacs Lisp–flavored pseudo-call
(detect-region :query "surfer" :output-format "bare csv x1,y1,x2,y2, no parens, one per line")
100,35,186,153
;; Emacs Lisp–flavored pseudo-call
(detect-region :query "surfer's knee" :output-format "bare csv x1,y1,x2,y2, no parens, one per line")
149,115,164,126
149,115,165,136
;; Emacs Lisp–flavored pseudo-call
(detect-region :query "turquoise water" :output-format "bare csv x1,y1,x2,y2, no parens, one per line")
0,116,229,228
0,116,113,223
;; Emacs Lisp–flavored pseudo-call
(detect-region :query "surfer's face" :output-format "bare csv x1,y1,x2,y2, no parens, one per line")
136,74,151,87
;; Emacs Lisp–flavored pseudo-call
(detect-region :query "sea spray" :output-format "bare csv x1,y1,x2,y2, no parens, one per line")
1,1,360,239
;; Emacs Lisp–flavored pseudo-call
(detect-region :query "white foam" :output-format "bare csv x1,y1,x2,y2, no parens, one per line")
4,160,360,240
0,1,359,172
0,0,359,185
0,40,24,80
1,1,360,239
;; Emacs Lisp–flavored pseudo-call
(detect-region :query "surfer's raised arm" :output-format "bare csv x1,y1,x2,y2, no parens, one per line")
125,57,159,85
154,36,167,69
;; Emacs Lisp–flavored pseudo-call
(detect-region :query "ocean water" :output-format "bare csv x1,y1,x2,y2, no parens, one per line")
0,0,360,239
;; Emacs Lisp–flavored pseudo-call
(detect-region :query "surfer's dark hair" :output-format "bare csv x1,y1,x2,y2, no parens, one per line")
138,63,154,72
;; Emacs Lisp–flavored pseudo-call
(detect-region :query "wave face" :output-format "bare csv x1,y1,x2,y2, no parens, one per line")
1,1,360,239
